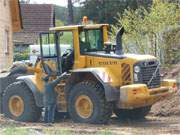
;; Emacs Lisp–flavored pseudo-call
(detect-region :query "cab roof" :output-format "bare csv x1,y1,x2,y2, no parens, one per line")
49,24,109,31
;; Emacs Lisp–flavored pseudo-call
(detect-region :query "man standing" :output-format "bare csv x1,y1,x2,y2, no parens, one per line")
43,73,66,124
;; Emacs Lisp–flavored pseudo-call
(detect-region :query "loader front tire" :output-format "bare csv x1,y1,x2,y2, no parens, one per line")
2,81,42,122
68,81,112,124
114,106,151,120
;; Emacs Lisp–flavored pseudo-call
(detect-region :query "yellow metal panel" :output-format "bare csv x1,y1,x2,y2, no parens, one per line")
31,62,45,92
49,24,109,31
49,25,80,31
73,30,86,69
88,56,139,87
161,79,177,87
117,83,177,109
84,24,109,29
103,26,108,42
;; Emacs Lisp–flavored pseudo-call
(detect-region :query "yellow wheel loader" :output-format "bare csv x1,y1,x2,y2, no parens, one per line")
1,23,177,123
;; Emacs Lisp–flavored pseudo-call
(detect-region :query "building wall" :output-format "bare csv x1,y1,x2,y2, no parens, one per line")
0,0,13,71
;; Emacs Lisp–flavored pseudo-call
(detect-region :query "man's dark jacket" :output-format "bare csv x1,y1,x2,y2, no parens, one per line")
43,76,64,105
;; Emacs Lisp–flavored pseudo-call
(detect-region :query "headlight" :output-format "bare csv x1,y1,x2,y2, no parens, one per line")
134,73,139,82
134,66,140,73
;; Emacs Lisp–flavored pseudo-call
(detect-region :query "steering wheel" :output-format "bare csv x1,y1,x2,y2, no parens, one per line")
62,49,73,58
61,49,74,72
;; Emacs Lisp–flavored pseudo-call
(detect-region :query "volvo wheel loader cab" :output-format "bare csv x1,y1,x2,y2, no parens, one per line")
2,21,177,123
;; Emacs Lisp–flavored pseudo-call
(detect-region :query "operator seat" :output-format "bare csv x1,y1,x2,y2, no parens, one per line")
80,40,91,54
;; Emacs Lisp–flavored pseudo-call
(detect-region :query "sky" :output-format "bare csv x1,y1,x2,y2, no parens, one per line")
30,0,79,7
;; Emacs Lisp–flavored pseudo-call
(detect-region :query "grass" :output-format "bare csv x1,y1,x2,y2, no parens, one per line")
1,128,29,135
97,130,112,135
45,128,71,135
0,127,112,135
1,128,71,135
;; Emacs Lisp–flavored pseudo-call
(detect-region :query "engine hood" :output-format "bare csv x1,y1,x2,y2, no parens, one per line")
84,52,157,62
123,54,157,61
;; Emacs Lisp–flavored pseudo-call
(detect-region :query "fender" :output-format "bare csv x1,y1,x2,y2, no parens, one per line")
17,75,44,107
66,68,119,102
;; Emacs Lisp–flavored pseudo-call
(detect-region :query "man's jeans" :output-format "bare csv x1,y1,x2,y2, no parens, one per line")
44,104,56,123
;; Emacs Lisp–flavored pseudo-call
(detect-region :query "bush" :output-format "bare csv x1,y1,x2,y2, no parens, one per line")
112,0,180,65
14,52,29,61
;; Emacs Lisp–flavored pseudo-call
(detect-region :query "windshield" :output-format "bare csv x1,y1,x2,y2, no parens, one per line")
79,29,104,54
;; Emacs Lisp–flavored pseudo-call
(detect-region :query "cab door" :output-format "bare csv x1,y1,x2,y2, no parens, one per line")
39,32,61,75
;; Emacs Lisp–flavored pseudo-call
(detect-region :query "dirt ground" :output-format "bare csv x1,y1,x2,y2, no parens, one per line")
1,115,180,135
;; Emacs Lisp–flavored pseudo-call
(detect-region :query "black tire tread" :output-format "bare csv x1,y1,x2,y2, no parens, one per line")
2,81,41,122
68,81,112,124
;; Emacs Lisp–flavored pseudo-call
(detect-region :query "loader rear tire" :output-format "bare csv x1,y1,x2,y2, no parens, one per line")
2,81,42,122
68,81,112,124
114,106,151,120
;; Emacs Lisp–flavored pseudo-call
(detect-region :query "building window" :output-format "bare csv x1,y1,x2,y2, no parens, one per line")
4,30,9,54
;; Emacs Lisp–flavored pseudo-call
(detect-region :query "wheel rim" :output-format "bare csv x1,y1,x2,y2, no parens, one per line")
75,95,93,119
8,96,24,117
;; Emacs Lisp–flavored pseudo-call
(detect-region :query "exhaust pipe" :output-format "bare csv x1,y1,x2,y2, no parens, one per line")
115,27,124,55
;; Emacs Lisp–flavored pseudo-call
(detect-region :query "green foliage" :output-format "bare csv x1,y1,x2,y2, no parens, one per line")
14,50,29,61
60,32,73,45
56,20,64,26
112,0,180,64
73,7,82,23
55,5,82,25
1,127,113,135
40,32,73,45
55,5,67,23
79,0,153,24
1,127,72,135
162,27,180,64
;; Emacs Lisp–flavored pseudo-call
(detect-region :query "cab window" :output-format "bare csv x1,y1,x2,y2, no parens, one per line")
40,33,56,57
58,31,73,55
79,29,103,54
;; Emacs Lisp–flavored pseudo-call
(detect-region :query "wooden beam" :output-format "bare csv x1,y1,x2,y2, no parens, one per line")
10,0,22,32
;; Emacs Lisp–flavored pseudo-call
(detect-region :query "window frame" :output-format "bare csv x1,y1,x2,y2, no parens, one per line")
79,28,104,54
4,29,9,55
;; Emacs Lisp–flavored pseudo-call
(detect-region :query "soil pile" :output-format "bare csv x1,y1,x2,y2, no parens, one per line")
151,63,180,116
151,89,180,116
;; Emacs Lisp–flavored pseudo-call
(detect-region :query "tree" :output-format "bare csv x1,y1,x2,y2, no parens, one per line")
112,0,179,64
67,0,74,24
78,0,153,24
55,5,67,23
